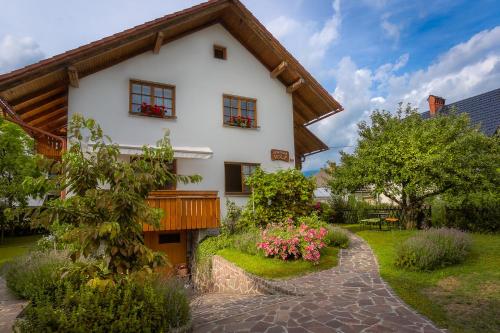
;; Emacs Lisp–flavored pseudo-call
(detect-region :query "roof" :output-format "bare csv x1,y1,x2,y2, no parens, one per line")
421,88,500,136
0,0,342,159
313,168,330,188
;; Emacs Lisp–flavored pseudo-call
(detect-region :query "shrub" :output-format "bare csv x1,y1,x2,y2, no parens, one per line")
324,225,350,248
221,200,242,235
16,277,190,333
232,230,261,255
297,213,325,229
395,228,472,271
257,219,327,263
4,251,70,300
431,193,500,233
240,168,315,227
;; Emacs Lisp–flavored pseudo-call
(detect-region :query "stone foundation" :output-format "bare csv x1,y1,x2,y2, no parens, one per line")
204,255,300,295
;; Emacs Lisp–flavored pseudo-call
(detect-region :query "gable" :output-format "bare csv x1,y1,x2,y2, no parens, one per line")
0,0,342,160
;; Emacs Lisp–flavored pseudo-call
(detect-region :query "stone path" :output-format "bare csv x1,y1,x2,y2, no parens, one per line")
191,233,443,333
0,278,27,333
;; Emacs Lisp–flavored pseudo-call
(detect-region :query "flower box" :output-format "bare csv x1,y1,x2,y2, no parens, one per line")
228,115,253,128
140,102,165,118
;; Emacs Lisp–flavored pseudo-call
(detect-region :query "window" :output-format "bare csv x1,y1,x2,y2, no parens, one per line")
213,45,227,60
223,95,257,128
130,80,175,118
158,233,181,244
224,162,259,194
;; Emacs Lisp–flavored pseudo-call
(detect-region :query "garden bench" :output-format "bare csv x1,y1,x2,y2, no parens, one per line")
360,217,382,229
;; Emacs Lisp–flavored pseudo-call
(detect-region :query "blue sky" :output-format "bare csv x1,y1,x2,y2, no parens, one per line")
1,0,499,171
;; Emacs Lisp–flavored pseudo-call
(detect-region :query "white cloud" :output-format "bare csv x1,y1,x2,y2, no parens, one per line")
265,0,341,69
303,26,500,170
307,0,342,65
381,14,400,44
0,35,44,74
370,96,386,104
266,16,301,39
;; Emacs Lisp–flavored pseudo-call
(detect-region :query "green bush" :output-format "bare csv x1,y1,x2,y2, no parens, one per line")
240,168,315,227
16,277,190,333
221,200,242,235
395,228,472,271
431,192,500,233
324,225,350,248
296,214,325,229
232,230,262,255
4,251,70,300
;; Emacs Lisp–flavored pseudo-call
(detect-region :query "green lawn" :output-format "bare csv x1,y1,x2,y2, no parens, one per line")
217,247,339,280
0,235,41,268
341,224,500,333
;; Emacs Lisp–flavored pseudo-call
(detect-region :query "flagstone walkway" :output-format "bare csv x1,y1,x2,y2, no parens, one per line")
191,233,444,333
0,278,27,333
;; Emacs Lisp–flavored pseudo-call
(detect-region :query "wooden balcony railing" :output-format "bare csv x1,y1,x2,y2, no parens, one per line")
144,190,220,231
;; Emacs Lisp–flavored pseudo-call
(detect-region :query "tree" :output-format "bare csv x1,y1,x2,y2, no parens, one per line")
28,114,201,277
329,104,500,229
0,117,41,242
240,168,315,228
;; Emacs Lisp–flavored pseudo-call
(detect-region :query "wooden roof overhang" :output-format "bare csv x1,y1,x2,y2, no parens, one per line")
0,0,342,159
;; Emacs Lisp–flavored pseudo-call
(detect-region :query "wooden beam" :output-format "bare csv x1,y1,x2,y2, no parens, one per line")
24,104,67,124
19,95,67,120
286,78,305,93
270,61,288,78
153,32,164,54
293,96,318,121
67,66,79,88
29,107,67,127
12,86,66,112
40,117,68,133
16,92,67,115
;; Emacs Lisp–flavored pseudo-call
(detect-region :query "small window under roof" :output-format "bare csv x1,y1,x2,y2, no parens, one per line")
213,45,227,60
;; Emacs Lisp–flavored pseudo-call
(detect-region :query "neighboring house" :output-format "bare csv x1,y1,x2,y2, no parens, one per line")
423,89,500,136
313,167,395,205
0,0,342,271
312,168,331,202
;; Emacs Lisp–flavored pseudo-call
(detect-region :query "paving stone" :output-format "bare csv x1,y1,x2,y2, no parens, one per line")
191,233,444,333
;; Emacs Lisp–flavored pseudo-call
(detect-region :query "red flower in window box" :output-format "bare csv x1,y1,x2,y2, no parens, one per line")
140,103,164,117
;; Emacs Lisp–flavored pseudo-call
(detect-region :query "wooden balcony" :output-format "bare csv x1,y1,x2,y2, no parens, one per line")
36,135,66,160
144,190,220,231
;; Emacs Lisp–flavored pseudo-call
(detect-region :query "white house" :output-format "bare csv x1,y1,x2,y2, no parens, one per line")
0,0,343,272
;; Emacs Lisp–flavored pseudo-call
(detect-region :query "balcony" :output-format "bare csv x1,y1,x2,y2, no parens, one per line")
144,190,220,231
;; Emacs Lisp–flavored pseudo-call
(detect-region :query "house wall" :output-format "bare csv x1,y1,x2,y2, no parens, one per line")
68,24,295,215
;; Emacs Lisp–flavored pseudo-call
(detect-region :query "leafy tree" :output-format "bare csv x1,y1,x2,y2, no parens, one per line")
28,114,201,276
240,168,315,227
0,117,41,242
329,104,499,228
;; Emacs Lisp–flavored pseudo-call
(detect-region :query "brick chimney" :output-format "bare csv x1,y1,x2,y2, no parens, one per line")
427,95,445,117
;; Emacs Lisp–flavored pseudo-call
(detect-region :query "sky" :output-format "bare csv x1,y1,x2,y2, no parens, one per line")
1,0,499,171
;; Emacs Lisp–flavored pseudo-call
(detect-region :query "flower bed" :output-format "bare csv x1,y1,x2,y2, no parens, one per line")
257,219,328,264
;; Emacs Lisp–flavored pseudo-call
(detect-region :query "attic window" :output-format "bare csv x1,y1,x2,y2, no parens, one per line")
213,45,227,60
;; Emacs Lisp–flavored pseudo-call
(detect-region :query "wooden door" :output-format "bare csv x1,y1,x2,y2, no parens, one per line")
144,230,187,274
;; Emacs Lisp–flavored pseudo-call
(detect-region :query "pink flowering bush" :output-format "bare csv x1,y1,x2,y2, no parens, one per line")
257,219,328,264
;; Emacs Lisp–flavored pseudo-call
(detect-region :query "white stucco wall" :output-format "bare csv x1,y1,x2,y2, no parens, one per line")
68,24,295,215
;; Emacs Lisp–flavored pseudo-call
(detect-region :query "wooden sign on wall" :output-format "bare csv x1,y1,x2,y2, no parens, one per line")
271,149,290,162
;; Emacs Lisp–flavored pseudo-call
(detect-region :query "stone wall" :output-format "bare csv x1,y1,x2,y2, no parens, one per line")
195,255,299,295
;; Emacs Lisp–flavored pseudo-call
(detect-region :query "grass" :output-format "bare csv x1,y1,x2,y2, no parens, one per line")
0,235,41,268
217,247,339,280
341,224,500,333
